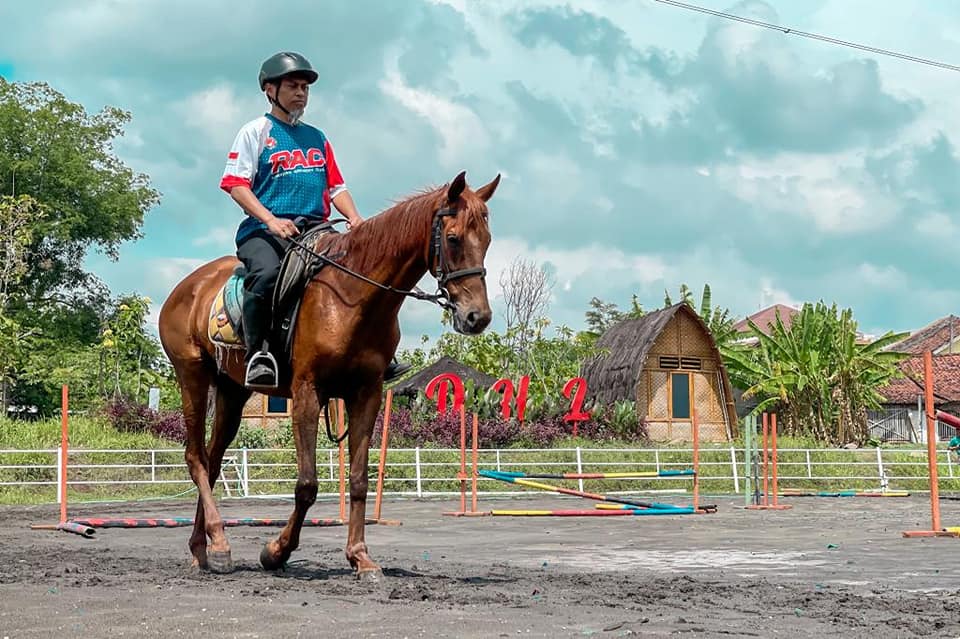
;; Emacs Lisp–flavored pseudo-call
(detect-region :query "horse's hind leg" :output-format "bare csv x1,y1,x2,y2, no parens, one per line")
343,383,383,580
260,378,320,570
176,361,234,573
193,377,249,570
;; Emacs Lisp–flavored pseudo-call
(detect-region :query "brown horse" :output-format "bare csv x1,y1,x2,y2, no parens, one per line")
158,171,498,577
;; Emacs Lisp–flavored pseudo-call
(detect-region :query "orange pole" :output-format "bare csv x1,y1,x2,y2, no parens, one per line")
458,404,467,514
471,412,479,514
692,407,700,513
924,351,942,532
771,413,780,507
374,390,393,521
337,399,346,522
762,413,770,507
59,385,68,524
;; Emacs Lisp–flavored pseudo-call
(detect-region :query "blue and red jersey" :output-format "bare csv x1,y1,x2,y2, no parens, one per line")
220,113,346,244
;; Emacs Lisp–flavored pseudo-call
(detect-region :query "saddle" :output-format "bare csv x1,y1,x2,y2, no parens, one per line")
207,222,339,361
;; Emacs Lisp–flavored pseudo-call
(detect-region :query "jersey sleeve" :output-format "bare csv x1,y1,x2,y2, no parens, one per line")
324,138,347,199
220,124,261,192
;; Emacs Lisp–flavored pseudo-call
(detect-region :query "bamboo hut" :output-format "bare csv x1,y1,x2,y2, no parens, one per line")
581,304,738,442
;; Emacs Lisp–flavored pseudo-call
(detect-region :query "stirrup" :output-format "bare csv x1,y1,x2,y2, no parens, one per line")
245,351,279,389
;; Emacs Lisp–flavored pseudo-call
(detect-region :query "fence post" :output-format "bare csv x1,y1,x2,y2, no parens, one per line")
150,450,156,484
576,447,584,493
496,449,501,472
415,447,422,498
805,450,812,479
744,416,752,508
654,449,661,473
241,448,249,497
56,448,63,506
876,447,886,491
730,446,739,494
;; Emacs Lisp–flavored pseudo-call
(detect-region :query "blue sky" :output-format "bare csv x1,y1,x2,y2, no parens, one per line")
2,0,960,347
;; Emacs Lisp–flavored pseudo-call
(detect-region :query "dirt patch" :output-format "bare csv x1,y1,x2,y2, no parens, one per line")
2,495,959,638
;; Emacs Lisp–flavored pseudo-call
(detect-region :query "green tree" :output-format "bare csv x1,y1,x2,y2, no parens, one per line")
584,294,643,339
0,195,45,412
0,79,159,411
724,302,908,444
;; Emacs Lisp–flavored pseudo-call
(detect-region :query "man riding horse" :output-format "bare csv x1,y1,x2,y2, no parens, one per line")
160,49,498,576
220,51,409,388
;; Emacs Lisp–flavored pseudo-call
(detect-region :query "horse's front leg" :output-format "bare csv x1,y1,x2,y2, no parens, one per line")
260,377,321,570
343,381,384,580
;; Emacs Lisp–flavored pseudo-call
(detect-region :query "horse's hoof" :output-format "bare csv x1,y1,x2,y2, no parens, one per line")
357,568,383,583
260,544,285,571
206,550,234,574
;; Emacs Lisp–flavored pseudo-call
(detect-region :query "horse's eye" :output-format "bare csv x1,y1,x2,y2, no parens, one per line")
447,235,460,245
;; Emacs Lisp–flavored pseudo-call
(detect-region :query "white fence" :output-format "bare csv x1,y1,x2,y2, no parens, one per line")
2,446,958,503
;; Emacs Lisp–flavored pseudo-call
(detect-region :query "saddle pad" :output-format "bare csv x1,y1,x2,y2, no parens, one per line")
208,272,246,348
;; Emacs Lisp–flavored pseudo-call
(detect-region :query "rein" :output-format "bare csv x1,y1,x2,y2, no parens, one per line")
286,207,487,444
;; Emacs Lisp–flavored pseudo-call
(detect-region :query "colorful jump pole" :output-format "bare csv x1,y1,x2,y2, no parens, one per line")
489,469,694,480
903,350,958,537
936,410,960,430
373,389,393,522
59,384,68,525
28,386,97,537
443,405,487,517
692,406,700,513
479,469,714,513
336,399,346,522
492,508,696,517
746,412,791,511
67,517,378,528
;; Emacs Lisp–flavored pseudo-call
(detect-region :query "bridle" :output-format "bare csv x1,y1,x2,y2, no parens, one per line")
427,206,488,300
287,205,486,311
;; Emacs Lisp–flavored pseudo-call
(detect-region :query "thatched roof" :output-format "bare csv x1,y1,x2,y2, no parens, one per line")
581,303,730,407
391,356,498,396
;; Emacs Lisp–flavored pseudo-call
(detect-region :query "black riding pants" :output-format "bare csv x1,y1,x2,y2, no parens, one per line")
236,231,289,357
236,230,289,300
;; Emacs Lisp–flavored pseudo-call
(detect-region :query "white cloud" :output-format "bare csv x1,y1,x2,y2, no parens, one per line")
485,236,667,303
151,257,208,294
856,263,907,290
378,57,490,167
916,211,957,239
718,152,899,233
175,83,260,146
193,225,236,250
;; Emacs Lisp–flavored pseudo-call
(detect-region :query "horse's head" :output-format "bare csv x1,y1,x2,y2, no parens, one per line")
430,171,499,335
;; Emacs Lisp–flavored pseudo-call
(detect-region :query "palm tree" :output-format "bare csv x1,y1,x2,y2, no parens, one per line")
723,302,907,444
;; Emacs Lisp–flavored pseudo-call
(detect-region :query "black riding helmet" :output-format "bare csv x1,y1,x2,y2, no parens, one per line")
258,51,318,90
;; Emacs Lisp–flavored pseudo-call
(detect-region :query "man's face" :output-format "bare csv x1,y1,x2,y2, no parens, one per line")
273,75,311,110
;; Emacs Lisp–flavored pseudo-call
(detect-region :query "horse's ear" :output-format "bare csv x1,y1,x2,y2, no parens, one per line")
447,171,467,204
475,174,501,202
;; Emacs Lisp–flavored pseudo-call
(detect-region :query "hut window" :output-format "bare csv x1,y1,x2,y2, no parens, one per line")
266,396,289,415
658,356,680,369
671,373,690,419
680,357,702,370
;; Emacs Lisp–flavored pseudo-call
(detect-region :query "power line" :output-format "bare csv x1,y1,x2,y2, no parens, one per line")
651,0,960,73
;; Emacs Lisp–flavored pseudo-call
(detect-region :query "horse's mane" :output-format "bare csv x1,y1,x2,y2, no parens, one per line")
322,183,487,275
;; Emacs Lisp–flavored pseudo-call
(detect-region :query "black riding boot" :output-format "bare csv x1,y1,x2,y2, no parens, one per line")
241,293,278,388
384,359,412,382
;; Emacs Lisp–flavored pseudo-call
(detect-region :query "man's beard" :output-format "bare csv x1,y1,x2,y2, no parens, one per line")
288,106,305,125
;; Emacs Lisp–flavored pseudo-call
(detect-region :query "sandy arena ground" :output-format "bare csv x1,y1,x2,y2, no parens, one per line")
1,494,959,638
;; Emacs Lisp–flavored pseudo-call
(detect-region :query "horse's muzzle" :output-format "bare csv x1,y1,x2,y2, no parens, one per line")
452,307,492,335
